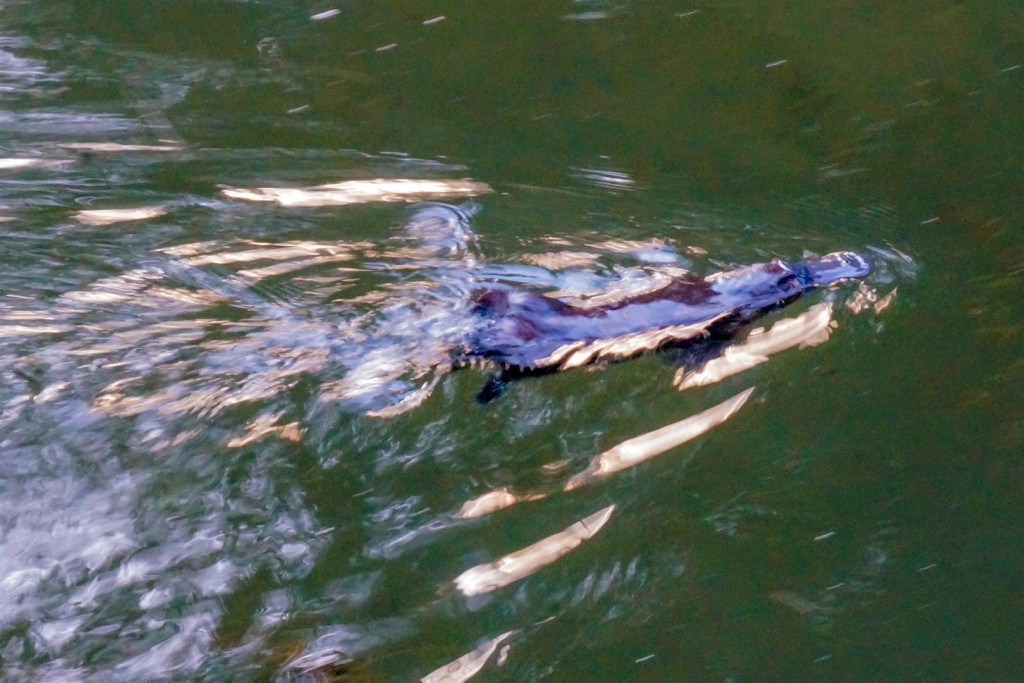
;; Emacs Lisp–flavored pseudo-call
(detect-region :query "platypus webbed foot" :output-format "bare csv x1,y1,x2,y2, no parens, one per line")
477,371,515,404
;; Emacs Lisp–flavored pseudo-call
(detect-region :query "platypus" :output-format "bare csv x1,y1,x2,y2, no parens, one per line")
461,250,870,400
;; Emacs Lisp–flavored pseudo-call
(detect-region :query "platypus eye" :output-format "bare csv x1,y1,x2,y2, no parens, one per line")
769,262,809,289
790,263,814,287
840,252,871,273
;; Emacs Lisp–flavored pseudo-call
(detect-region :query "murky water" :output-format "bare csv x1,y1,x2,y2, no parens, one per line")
1,2,1022,681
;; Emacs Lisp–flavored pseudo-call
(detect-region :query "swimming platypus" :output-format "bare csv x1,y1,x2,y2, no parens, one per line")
460,250,870,400
270,202,873,414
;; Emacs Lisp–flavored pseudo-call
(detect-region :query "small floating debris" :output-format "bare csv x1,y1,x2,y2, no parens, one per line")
454,505,614,596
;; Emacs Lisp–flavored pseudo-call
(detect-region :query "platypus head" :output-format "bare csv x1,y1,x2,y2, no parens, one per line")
794,251,871,287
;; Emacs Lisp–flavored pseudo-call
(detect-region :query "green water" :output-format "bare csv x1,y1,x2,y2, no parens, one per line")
1,2,1021,681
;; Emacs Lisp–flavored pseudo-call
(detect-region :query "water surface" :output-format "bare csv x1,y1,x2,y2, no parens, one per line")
1,2,1022,680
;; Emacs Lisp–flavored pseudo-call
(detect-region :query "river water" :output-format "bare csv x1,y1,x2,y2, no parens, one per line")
1,2,1021,681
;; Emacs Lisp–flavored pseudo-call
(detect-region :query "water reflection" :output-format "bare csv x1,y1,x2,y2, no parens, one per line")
420,629,515,683
674,304,835,389
75,205,169,225
455,505,615,598
221,178,492,208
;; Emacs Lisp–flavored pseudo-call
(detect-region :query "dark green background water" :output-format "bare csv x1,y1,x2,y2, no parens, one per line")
1,1,1021,680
